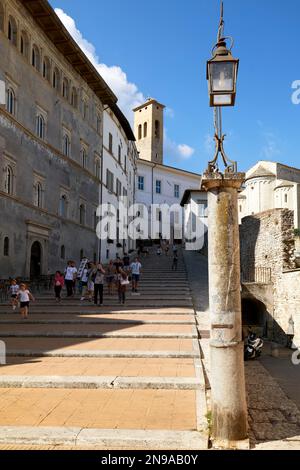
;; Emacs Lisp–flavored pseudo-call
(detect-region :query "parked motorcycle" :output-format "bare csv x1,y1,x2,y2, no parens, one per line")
244,332,263,360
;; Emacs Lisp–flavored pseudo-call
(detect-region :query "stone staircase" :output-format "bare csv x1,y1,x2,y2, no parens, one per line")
0,249,208,449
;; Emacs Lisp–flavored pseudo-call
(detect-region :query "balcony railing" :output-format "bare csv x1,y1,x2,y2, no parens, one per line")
241,267,272,284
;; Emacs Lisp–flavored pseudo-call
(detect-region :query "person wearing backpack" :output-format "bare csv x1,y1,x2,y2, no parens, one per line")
92,263,106,306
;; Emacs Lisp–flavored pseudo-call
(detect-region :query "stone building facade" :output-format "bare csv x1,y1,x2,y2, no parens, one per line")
135,99,201,242
240,209,300,347
238,161,300,229
0,0,136,278
101,108,137,261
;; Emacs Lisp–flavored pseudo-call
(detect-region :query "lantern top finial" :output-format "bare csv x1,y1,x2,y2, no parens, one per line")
217,1,225,42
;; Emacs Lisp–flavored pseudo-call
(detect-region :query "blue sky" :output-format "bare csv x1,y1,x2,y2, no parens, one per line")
49,0,300,174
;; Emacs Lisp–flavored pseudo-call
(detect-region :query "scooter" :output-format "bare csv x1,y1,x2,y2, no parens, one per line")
244,332,263,360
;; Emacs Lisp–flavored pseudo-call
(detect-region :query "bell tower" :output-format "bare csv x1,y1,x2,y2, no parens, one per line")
133,98,165,164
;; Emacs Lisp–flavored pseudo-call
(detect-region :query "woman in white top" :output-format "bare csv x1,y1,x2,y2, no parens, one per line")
64,261,78,297
17,283,35,319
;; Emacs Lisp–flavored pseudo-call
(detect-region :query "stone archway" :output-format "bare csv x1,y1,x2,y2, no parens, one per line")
241,298,268,338
30,241,42,278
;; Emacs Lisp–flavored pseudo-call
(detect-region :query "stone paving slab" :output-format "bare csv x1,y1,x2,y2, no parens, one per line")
0,388,197,430
6,350,198,359
0,427,207,450
0,323,195,337
0,308,195,315
0,357,196,378
0,376,204,390
2,337,195,353
0,314,195,324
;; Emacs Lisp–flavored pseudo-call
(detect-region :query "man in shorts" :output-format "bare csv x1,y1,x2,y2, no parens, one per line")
130,258,142,293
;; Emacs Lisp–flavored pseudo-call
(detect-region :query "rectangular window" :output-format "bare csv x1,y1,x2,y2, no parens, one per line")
116,179,122,198
106,169,114,193
118,145,121,164
109,133,113,154
174,184,180,199
123,188,127,197
138,176,144,191
156,180,161,194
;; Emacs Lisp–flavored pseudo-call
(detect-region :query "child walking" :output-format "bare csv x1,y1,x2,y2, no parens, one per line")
117,268,129,305
54,271,64,302
9,279,19,311
17,284,35,319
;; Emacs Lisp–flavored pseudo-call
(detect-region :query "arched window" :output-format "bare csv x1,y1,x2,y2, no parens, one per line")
8,16,17,46
96,114,101,134
80,249,84,260
20,30,29,59
0,2,4,32
83,100,88,119
62,134,70,157
3,237,9,257
32,44,40,71
62,78,69,99
60,245,65,260
94,158,100,179
36,114,45,140
143,122,147,138
79,204,86,225
138,124,142,140
6,87,16,115
155,120,160,139
52,67,60,90
42,56,51,82
71,87,77,108
36,182,43,208
81,148,87,169
5,166,13,195
59,195,68,218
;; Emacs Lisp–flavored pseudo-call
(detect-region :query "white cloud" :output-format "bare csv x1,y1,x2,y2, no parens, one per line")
164,131,195,161
54,8,145,120
55,8,194,160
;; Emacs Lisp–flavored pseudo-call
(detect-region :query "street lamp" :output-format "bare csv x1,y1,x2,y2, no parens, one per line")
201,1,248,449
207,39,239,107
206,1,239,174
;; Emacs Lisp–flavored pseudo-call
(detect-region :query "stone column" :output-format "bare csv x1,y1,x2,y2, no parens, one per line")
202,172,248,449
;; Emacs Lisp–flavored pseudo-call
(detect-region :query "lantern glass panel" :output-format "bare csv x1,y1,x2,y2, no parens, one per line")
213,94,232,106
211,62,235,92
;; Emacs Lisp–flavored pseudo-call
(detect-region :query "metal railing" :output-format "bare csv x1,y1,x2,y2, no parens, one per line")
241,267,272,284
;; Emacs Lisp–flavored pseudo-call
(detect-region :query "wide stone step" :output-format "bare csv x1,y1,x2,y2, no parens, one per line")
0,317,195,325
0,322,198,339
6,350,198,359
0,308,195,316
0,387,199,431
0,376,203,390
0,427,207,450
1,356,197,378
2,337,197,358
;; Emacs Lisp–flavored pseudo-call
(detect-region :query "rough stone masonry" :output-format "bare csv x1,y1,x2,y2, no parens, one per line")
240,208,300,347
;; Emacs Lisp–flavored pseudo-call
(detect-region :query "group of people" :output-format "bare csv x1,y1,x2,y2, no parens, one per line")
54,254,142,306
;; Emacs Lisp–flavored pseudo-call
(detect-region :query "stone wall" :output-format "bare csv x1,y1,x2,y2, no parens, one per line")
240,209,300,346
240,209,296,281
